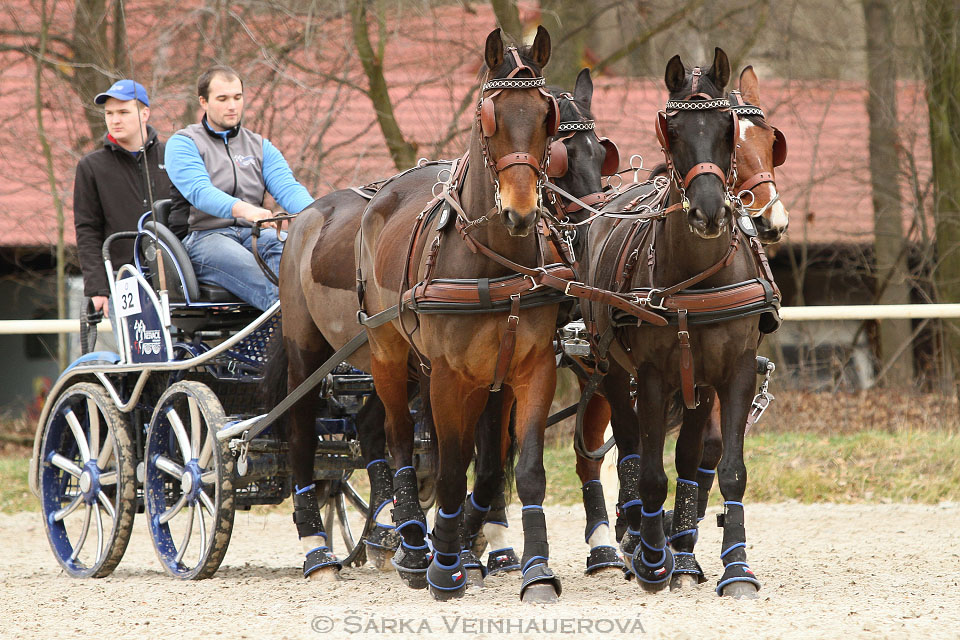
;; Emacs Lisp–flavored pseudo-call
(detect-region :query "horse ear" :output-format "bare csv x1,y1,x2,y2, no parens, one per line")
709,47,731,91
739,65,761,105
530,25,551,70
574,68,594,108
665,55,686,94
485,28,504,70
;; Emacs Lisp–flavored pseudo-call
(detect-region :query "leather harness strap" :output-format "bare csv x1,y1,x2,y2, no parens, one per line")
490,294,521,392
677,310,697,409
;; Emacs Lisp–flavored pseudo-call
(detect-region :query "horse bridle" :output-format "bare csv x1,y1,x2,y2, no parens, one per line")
475,47,559,218
655,68,739,211
728,89,788,220
546,92,620,181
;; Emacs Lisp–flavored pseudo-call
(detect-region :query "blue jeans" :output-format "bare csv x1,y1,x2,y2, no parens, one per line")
182,226,284,311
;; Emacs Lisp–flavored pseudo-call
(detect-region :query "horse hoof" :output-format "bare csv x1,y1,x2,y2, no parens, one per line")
306,566,341,583
589,565,626,578
721,582,759,599
470,529,488,557
429,583,466,601
367,546,396,572
670,573,699,591
466,567,485,588
391,544,430,590
521,583,559,604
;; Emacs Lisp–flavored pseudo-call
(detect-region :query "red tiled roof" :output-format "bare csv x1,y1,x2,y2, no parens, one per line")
0,3,932,249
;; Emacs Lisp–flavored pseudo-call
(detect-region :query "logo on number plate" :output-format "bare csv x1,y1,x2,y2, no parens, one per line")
133,319,163,355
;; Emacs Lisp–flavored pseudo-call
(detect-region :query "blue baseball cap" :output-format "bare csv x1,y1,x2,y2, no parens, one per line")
94,79,150,106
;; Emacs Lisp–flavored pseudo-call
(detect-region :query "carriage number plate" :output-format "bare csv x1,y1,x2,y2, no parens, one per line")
115,278,142,318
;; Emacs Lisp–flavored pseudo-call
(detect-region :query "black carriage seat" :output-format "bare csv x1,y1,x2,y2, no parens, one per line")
140,199,261,332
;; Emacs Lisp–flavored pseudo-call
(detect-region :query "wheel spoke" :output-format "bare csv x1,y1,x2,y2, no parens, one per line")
342,480,369,512
98,471,117,486
96,436,114,470
189,396,202,459
196,499,208,561
87,398,101,460
155,455,184,479
50,453,82,478
94,501,105,562
336,491,356,551
175,504,195,565
166,407,193,462
159,493,188,525
198,489,215,516
53,494,83,522
69,504,93,562
324,498,335,553
97,490,116,520
200,470,217,485
197,435,213,470
64,409,91,463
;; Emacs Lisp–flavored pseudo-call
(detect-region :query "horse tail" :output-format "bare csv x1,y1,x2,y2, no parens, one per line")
665,390,684,433
260,326,288,430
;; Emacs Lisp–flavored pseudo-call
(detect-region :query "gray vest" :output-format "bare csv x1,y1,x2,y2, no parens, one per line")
174,123,265,231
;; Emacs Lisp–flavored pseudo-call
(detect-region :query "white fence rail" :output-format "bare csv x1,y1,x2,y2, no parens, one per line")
2,304,960,335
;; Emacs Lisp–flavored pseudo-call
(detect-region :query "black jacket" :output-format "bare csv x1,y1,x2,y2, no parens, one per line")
73,125,172,297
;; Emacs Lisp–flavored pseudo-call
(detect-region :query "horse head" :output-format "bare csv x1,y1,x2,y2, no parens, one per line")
731,66,789,243
546,68,619,203
659,47,736,239
478,26,558,237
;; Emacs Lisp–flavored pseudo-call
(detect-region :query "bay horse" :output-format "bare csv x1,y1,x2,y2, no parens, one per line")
582,48,780,598
460,67,620,576
358,27,568,602
573,63,790,572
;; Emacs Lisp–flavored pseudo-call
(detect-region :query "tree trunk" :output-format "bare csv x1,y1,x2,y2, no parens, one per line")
72,0,112,145
490,0,523,43
539,1,590,89
34,0,68,371
350,0,417,171
923,0,960,391
863,0,914,386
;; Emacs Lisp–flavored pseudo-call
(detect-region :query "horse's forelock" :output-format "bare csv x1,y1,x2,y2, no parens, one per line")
478,40,545,82
548,87,594,124
669,67,725,100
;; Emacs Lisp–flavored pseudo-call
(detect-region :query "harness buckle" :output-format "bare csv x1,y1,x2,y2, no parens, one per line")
645,288,667,311
564,280,584,296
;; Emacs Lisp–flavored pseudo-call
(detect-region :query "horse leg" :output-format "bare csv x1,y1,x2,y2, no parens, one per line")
714,351,762,599
626,364,673,592
513,357,563,603
459,389,508,586
356,391,400,571
668,390,715,590
286,336,342,582
577,386,625,576
369,331,429,588
598,361,642,566
425,362,487,600
468,387,522,576
696,392,722,521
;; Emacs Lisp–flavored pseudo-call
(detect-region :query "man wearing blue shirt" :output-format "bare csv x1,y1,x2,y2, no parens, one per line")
165,65,314,310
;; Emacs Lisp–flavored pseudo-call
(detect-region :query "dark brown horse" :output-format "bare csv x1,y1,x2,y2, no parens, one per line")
573,63,789,573
358,27,566,602
583,48,778,598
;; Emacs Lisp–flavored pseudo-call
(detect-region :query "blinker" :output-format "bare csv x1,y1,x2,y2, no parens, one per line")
737,214,758,238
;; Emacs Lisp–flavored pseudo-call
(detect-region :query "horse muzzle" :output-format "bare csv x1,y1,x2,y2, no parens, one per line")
502,207,540,237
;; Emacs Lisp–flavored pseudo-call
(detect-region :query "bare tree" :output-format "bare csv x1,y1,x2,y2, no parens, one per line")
863,0,914,385
922,0,960,389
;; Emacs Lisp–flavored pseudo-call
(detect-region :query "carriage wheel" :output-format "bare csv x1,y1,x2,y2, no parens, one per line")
39,382,137,578
318,472,370,568
145,381,235,579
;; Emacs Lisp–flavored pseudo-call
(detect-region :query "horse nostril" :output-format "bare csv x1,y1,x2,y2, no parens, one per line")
689,208,707,227
503,208,522,228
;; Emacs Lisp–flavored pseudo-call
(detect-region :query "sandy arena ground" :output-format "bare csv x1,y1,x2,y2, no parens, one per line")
4,502,960,639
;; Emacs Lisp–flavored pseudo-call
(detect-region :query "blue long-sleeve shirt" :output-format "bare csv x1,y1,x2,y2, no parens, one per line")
164,128,314,218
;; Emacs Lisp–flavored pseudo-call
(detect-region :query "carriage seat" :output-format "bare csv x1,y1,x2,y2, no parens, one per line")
140,199,247,306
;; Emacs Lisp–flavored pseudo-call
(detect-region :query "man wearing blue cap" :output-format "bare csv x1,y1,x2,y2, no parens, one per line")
73,79,171,318
165,65,314,311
